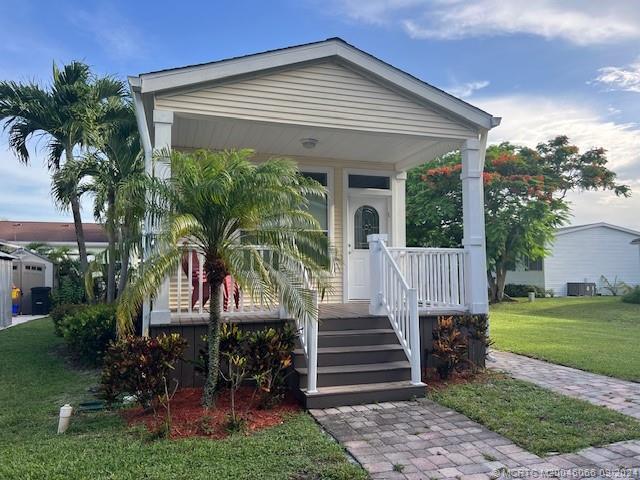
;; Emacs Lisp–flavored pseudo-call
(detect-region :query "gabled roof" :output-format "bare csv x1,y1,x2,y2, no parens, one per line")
556,222,640,238
0,221,108,244
10,247,53,265
129,37,500,131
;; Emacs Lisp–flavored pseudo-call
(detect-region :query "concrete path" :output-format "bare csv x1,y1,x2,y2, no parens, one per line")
311,399,640,479
0,315,47,331
489,351,640,420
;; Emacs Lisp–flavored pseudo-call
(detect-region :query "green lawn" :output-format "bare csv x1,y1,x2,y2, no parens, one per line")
429,374,640,456
0,319,367,480
490,297,640,381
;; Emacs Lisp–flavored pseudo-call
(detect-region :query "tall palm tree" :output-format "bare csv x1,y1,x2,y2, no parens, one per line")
82,102,144,302
118,149,334,406
0,62,125,273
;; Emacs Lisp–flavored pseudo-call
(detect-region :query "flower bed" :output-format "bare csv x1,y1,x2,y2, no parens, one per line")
123,386,300,439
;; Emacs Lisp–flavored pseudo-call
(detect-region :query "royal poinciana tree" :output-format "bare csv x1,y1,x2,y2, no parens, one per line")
118,149,333,406
407,136,630,302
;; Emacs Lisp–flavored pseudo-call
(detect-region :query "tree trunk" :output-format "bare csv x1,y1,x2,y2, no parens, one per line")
65,147,88,274
117,226,129,299
105,192,117,303
70,195,88,274
494,264,508,303
203,282,222,407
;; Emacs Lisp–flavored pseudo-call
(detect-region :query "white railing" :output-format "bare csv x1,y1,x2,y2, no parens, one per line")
369,235,422,385
294,288,319,394
173,245,279,317
388,247,467,311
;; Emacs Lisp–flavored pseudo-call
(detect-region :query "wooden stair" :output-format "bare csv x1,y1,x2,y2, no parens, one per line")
293,314,425,408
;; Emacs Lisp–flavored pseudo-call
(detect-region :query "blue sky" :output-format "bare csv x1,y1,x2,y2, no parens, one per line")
1,0,639,229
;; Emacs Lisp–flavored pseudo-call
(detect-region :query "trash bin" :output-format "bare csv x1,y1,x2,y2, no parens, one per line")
31,287,51,315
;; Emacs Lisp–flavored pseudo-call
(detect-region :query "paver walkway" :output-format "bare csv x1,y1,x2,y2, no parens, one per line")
489,351,640,420
311,399,640,479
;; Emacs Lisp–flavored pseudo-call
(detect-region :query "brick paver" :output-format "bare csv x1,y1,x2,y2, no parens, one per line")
310,399,640,479
489,351,640,420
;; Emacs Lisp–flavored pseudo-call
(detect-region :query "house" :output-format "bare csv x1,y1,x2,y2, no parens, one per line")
129,38,500,407
0,221,108,255
506,223,640,297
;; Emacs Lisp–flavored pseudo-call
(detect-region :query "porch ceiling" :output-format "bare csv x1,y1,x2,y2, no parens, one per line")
172,113,464,169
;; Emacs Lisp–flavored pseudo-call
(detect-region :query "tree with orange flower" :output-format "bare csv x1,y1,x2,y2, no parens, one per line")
407,136,630,302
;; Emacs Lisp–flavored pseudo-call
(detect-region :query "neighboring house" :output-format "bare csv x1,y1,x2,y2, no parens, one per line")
130,38,500,406
506,223,640,296
0,221,108,255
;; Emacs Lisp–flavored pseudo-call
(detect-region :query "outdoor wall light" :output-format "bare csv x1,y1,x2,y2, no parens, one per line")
300,138,318,149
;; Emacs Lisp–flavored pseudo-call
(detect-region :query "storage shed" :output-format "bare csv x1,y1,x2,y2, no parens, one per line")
11,248,53,315
0,251,15,328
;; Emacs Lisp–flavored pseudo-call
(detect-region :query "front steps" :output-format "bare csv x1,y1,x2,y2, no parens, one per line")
294,315,425,408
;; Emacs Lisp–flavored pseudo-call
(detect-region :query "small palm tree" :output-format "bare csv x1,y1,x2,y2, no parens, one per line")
0,62,125,273
80,102,144,302
118,149,334,406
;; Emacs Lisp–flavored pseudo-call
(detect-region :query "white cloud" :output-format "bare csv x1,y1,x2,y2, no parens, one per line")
593,58,640,93
446,80,489,98
476,94,640,229
67,6,144,60
328,0,640,45
0,145,93,223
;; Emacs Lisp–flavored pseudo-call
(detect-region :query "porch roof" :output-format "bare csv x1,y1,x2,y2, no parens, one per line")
129,38,500,131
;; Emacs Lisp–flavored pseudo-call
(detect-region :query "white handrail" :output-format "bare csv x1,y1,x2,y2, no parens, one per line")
370,235,422,385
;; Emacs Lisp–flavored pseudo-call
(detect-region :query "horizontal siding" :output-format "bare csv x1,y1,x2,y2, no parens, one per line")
545,227,640,296
155,61,476,139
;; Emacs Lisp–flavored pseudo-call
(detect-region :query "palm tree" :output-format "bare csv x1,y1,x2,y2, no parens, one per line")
0,62,125,273
118,149,334,406
81,102,144,302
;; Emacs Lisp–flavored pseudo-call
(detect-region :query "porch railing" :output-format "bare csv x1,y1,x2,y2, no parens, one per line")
172,245,279,316
388,247,468,311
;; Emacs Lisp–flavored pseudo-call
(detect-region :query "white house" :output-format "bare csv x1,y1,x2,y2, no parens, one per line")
129,38,500,406
506,223,640,297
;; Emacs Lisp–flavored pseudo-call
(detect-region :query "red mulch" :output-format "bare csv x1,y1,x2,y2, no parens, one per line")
122,386,301,439
423,367,492,391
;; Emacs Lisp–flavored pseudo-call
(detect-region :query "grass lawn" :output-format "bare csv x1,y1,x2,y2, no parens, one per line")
490,296,640,381
429,374,640,456
0,319,367,480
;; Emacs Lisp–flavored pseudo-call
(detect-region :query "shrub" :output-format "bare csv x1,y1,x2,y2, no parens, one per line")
504,284,546,298
50,303,85,337
198,323,298,407
622,286,640,304
59,304,117,366
430,316,469,380
246,324,297,407
100,333,187,411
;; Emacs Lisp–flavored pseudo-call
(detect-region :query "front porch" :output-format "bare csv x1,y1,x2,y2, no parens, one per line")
131,38,499,406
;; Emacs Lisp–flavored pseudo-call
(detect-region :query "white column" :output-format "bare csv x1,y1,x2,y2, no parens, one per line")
367,233,388,315
148,110,174,326
391,171,407,248
461,136,489,314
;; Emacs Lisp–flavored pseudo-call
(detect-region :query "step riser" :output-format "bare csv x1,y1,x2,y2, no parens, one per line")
305,385,425,409
298,368,411,388
294,349,407,368
320,317,390,331
318,332,399,348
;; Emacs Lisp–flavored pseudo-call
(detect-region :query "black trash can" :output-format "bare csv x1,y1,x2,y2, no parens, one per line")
31,287,52,315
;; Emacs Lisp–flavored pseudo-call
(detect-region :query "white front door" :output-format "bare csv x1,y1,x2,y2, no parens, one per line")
347,196,389,300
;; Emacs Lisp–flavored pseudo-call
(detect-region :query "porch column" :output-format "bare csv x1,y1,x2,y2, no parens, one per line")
391,171,407,248
148,110,174,326
461,136,489,314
